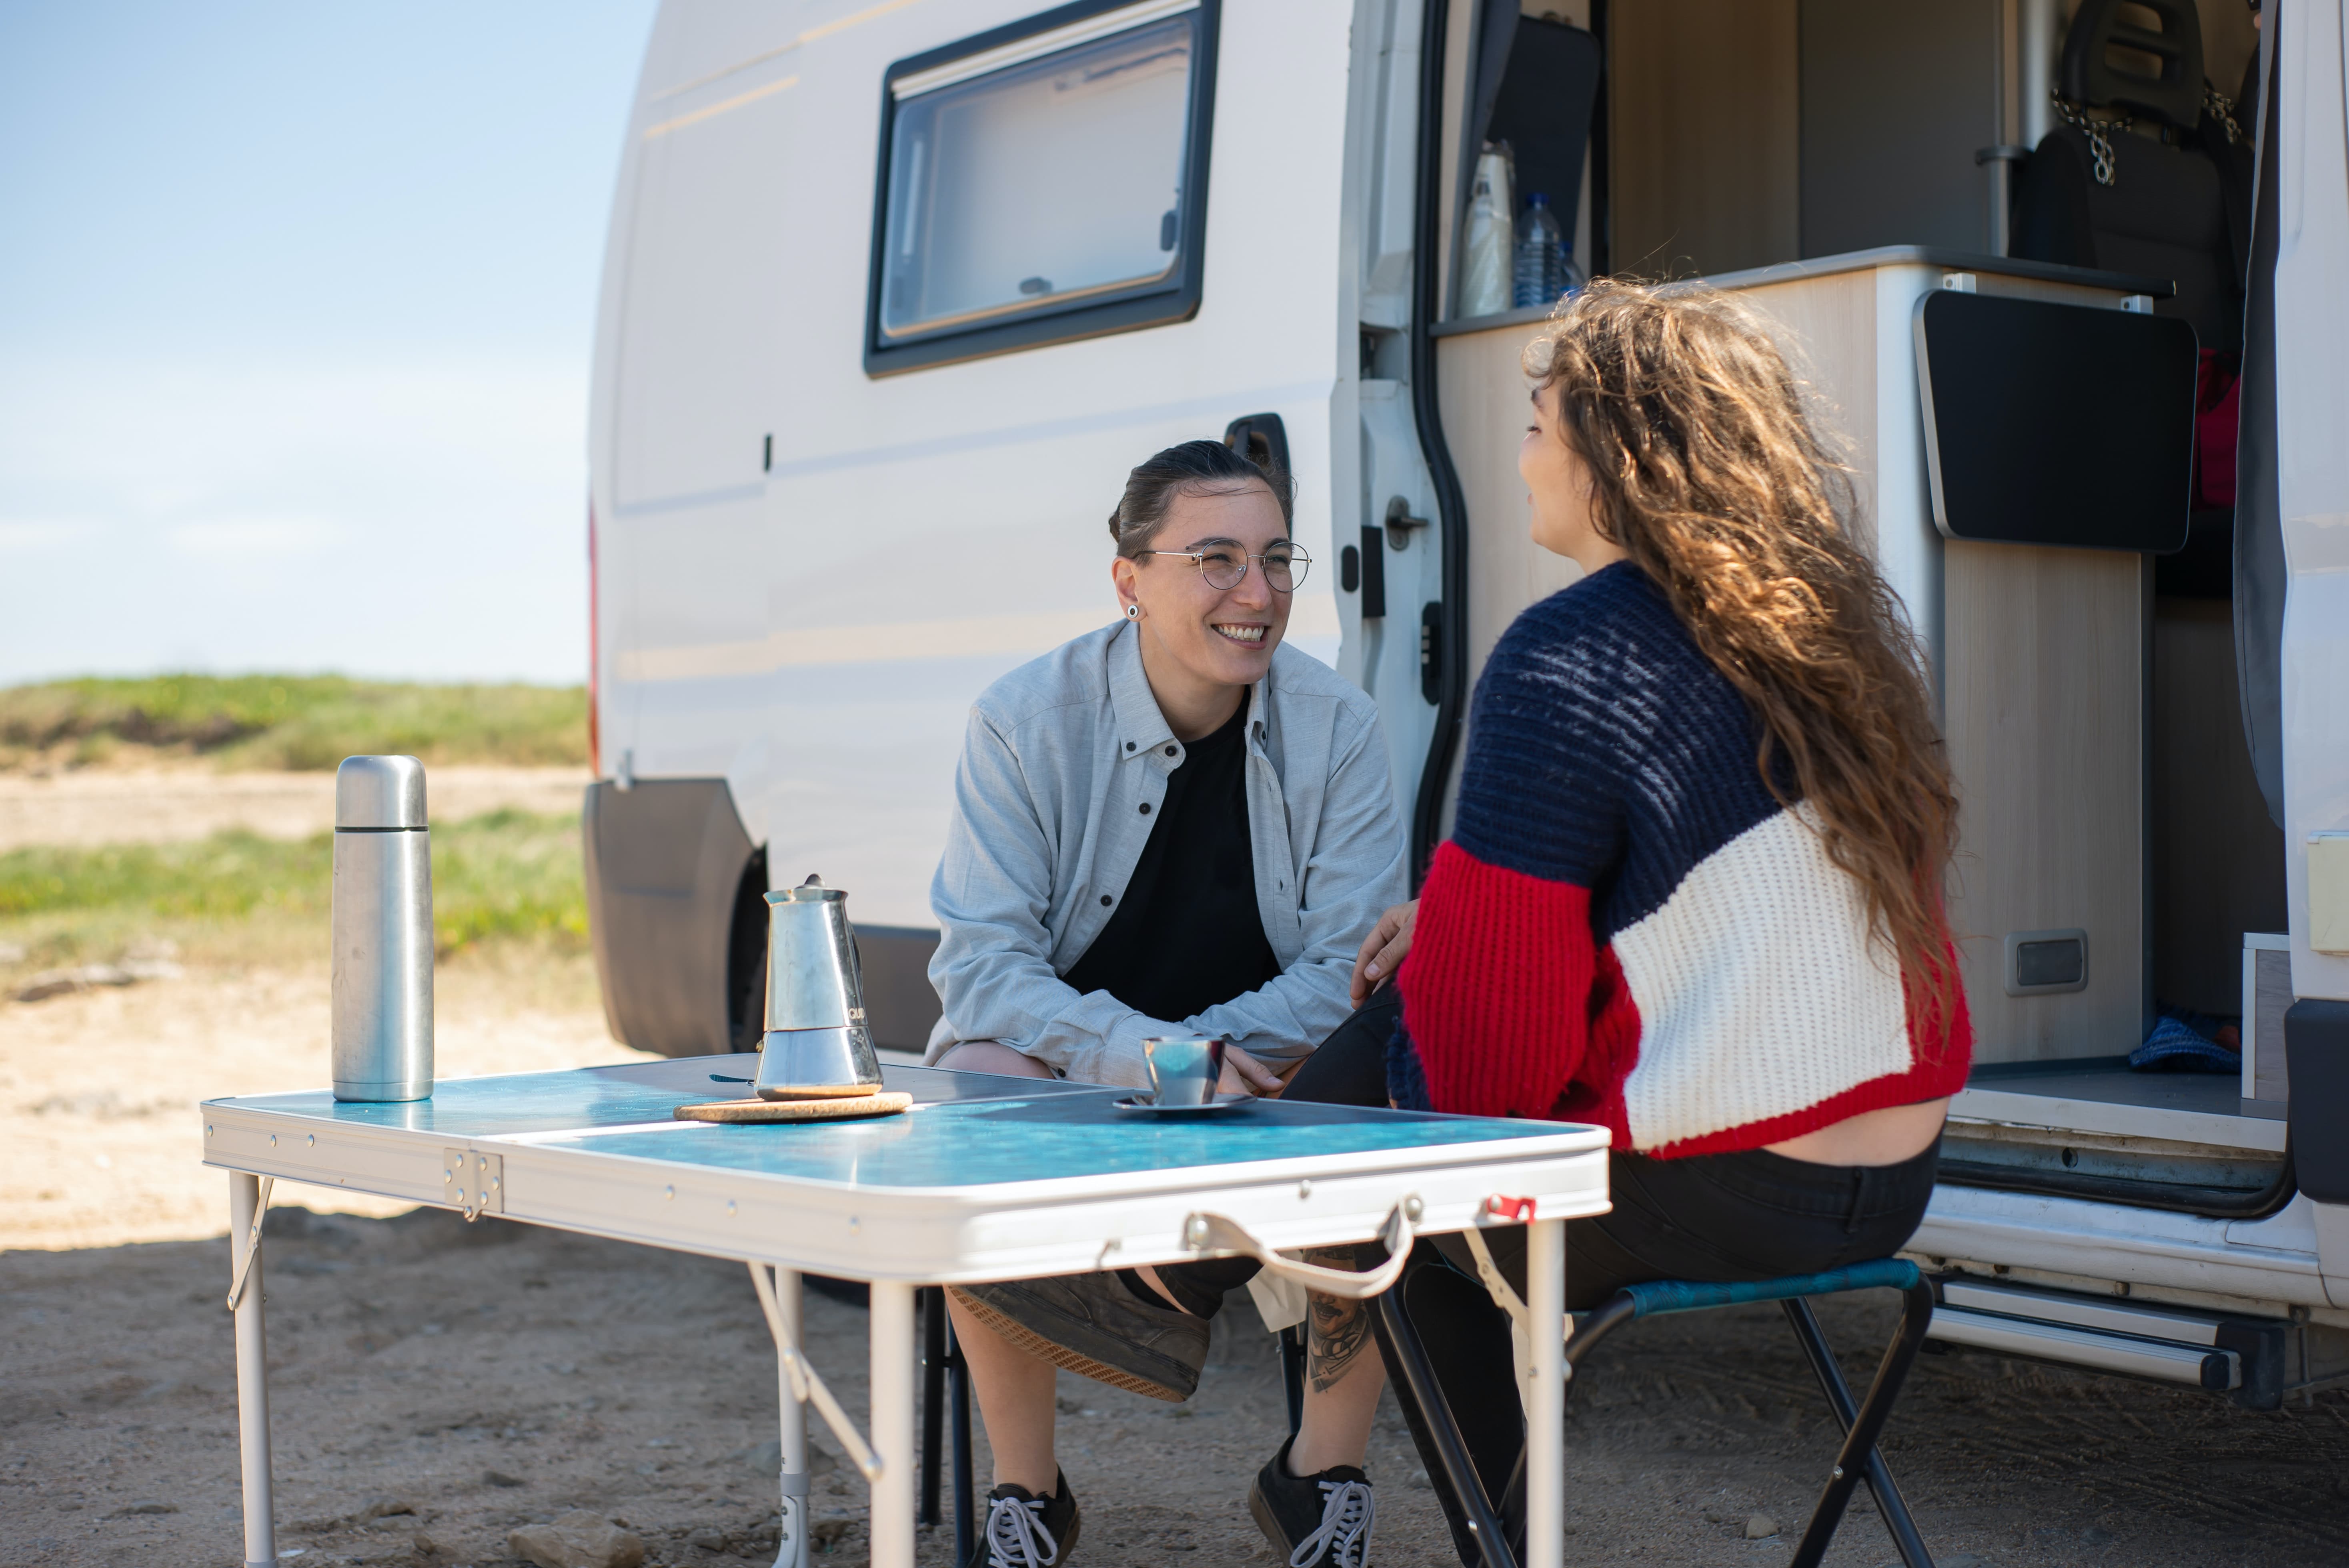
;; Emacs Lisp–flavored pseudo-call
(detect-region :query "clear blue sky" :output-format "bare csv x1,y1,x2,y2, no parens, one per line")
0,0,660,686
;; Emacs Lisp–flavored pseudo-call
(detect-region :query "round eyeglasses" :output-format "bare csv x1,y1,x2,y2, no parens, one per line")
1145,544,1312,593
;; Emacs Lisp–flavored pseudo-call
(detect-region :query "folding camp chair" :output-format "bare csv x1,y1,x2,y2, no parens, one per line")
1373,1255,1939,1568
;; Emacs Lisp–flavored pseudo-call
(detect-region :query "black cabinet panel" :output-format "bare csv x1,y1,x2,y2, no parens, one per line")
1915,289,2197,552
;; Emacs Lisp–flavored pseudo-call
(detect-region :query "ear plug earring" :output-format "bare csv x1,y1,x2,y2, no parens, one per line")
1125,604,1140,620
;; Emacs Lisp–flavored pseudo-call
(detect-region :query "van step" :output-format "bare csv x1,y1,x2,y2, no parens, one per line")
1941,1278,2229,1343
1924,1278,2287,1406
1929,1305,2240,1388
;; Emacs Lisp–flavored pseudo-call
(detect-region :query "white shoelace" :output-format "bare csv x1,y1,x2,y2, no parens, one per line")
1289,1478,1375,1568
984,1492,1063,1568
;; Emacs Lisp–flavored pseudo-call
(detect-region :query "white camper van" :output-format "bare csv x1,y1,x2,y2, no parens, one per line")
585,0,2349,1407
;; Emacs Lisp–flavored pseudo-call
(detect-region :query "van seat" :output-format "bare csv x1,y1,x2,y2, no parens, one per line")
2013,0,2242,353
2017,128,2236,350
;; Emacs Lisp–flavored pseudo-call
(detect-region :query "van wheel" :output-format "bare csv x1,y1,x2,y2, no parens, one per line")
725,848,769,1054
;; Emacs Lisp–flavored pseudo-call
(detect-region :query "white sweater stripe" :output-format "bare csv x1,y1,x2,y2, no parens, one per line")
1614,806,1915,1151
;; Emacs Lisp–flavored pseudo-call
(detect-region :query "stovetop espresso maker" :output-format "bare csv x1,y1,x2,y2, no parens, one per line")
752,875,885,1100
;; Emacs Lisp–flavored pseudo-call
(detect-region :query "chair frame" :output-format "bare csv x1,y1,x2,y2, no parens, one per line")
918,1287,977,1564
1372,1256,1940,1568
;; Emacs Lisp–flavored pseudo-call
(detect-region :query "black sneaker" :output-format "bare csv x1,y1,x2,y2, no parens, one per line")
949,1274,1208,1402
965,1472,1081,1568
1248,1435,1376,1568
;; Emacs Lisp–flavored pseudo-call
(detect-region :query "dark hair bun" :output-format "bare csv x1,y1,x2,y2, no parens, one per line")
1109,439,1295,557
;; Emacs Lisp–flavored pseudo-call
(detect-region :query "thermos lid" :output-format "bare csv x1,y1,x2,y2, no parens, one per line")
767,874,845,904
336,755,429,830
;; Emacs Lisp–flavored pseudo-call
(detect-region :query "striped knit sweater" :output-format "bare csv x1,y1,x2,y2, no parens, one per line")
1388,562,1970,1157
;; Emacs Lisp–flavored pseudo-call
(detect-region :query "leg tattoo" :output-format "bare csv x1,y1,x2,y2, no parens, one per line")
1305,1246,1372,1394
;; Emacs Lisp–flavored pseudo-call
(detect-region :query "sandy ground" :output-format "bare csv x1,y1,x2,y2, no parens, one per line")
0,766,593,851
4,771,2349,1566
0,956,645,1252
4,959,2347,1568
6,1203,2349,1568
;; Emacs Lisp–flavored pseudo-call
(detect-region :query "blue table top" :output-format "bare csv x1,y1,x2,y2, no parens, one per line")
208,1056,1598,1192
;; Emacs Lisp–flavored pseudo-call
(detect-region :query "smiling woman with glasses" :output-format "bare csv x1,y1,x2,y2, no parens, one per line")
919,438,1412,1568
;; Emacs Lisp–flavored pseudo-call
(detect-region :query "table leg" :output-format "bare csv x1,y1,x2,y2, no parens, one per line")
1524,1218,1566,1568
772,1268,809,1568
869,1282,918,1568
230,1171,277,1568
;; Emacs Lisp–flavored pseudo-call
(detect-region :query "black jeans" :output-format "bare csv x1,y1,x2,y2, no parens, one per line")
1165,990,1940,1301
1441,1137,1942,1310
1195,986,1939,1289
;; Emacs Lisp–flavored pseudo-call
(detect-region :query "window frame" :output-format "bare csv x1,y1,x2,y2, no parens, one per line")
861,0,1222,378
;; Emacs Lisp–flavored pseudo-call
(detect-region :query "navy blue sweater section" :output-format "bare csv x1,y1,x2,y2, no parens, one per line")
1450,563,1787,943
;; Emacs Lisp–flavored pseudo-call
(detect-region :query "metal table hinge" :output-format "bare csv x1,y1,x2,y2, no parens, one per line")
749,1262,884,1484
444,1148,504,1221
224,1174,276,1311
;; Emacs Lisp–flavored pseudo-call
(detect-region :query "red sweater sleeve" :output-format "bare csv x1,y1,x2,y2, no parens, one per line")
1397,841,1601,1120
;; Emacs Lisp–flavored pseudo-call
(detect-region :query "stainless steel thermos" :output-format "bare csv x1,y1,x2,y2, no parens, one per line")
753,876,884,1099
331,756,433,1101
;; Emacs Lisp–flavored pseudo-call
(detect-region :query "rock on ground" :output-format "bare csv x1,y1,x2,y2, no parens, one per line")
509,1508,646,1568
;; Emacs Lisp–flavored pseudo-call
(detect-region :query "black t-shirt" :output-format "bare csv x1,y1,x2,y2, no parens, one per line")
1061,698,1280,1024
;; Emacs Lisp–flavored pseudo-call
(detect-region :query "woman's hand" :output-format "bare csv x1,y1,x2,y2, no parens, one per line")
1218,1045,1286,1098
1350,899,1419,1006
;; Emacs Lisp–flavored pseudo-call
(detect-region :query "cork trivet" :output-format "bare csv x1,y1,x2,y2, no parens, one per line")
673,1092,913,1124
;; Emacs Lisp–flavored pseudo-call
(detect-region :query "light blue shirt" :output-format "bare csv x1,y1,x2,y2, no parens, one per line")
927,620,1409,1089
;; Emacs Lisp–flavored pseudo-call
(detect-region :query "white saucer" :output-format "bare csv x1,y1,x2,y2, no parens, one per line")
1109,1094,1252,1116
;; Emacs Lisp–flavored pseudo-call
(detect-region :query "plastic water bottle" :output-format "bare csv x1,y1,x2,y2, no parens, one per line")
1513,193,1566,310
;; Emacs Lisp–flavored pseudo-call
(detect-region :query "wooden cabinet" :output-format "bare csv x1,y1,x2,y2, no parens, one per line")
1431,250,2153,1062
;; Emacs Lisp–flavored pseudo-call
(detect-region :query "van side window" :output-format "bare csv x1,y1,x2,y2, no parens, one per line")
864,0,1218,376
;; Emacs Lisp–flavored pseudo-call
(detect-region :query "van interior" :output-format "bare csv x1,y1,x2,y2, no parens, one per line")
1404,0,2284,1213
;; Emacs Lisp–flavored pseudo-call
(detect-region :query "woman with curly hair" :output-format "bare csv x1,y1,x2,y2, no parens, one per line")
1365,277,1972,1561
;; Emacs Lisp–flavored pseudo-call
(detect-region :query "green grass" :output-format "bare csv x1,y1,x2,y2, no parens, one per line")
0,809,587,964
0,674,587,770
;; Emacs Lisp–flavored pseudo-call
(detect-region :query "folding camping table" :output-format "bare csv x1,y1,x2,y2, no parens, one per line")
202,1057,1609,1568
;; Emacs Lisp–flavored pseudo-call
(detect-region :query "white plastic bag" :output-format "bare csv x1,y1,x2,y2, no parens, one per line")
1460,147,1516,318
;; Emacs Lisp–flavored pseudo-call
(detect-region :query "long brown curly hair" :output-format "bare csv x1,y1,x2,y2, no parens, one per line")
1524,278,1960,1021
